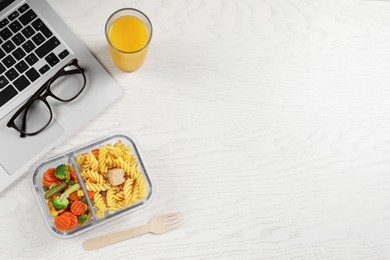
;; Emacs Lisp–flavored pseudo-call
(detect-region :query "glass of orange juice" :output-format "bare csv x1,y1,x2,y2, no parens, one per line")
105,8,152,72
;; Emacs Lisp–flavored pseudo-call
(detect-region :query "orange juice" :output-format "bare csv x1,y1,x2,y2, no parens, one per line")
106,10,152,72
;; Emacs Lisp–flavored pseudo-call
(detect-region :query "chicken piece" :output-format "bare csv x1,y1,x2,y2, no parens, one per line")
107,168,125,186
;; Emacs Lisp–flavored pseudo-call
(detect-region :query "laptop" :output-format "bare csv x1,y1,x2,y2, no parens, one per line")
0,0,122,193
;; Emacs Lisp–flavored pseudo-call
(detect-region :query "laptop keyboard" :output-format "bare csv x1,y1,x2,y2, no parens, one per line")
0,3,70,108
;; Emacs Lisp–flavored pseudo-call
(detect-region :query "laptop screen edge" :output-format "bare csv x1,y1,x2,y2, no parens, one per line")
0,0,15,11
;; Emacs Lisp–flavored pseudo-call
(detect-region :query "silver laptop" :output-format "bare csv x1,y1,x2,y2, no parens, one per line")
0,0,122,192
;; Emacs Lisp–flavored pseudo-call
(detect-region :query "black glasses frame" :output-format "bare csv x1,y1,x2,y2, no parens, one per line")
7,59,86,137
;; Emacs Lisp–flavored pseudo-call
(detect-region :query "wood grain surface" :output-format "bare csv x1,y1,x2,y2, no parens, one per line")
1,0,390,259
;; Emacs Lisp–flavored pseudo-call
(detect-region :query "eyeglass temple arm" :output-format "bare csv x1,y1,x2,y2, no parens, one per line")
62,68,84,76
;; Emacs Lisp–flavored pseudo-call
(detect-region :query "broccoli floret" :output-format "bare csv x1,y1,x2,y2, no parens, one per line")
78,213,89,225
52,183,80,210
55,164,70,180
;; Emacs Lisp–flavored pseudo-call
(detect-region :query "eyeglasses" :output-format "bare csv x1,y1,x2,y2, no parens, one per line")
7,59,86,138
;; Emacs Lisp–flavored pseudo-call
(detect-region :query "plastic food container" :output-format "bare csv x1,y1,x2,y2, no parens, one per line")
31,132,153,238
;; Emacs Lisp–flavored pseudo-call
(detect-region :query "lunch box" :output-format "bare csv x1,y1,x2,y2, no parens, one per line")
31,132,153,238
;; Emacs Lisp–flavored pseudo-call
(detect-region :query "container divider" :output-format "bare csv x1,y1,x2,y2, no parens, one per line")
69,155,98,222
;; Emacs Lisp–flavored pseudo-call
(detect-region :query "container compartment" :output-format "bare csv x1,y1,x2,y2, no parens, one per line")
70,134,152,221
32,155,96,237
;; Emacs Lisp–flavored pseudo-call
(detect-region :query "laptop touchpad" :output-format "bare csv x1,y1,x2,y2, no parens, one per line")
0,114,64,174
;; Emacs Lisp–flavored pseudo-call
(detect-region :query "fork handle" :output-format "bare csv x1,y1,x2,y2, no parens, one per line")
82,224,149,251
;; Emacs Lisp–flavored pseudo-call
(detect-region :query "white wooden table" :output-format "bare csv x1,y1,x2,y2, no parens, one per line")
1,0,390,259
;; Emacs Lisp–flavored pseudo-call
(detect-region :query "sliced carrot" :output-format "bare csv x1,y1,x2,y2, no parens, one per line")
87,191,95,200
68,191,79,201
62,211,78,229
43,178,62,189
69,169,78,180
54,215,71,231
65,165,78,180
91,149,99,157
70,201,87,216
43,168,61,182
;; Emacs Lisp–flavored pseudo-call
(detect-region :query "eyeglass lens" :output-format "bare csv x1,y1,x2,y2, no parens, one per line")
13,99,51,134
50,64,85,101
11,63,85,135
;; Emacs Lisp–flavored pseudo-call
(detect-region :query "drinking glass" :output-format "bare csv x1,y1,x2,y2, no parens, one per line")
105,8,153,72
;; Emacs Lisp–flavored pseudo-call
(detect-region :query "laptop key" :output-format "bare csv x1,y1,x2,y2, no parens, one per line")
21,25,34,38
22,39,35,53
2,40,15,52
0,75,8,89
5,68,19,81
0,63,5,74
39,64,50,74
2,55,16,68
12,47,26,61
8,11,19,21
9,20,22,33
31,18,53,38
58,49,69,59
32,32,45,46
45,52,59,67
19,9,37,26
11,33,26,45
13,75,30,91
0,48,5,59
15,60,28,73
0,27,12,40
25,67,39,82
0,19,9,29
18,3,29,14
25,53,38,66
35,36,60,58
0,85,17,107
0,19,9,28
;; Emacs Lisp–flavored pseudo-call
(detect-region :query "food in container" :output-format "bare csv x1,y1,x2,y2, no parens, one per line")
75,139,149,219
42,164,92,231
31,133,153,238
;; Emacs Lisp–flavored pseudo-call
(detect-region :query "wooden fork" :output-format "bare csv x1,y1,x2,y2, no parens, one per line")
82,212,182,251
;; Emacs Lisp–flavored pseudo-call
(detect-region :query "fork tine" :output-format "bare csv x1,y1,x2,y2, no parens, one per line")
160,212,182,219
162,214,182,222
165,221,182,228
164,223,182,232
163,218,182,226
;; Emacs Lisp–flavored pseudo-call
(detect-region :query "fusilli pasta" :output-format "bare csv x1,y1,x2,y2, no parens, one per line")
76,139,149,216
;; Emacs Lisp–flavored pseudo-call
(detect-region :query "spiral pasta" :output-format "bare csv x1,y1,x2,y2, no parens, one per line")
85,181,111,192
75,139,149,217
98,147,108,174
106,187,119,207
123,178,134,206
115,157,132,176
138,181,148,200
84,153,98,171
76,153,85,166
82,169,105,184
94,192,107,213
